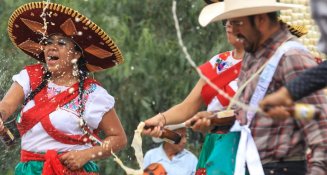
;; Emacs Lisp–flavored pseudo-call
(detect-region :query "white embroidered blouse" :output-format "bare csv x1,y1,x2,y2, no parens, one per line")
13,69,115,152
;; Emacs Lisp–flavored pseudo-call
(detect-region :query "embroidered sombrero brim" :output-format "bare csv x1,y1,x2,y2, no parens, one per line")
8,2,123,72
278,18,308,38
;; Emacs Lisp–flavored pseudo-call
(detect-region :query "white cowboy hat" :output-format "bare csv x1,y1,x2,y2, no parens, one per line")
199,0,302,27
152,123,186,143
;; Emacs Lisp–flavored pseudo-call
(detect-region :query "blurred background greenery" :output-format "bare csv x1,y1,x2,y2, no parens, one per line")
0,0,230,174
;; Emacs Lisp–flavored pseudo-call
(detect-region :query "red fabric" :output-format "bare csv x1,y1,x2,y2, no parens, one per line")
24,64,45,90
307,153,311,167
218,51,231,61
217,84,236,107
17,64,102,145
198,61,242,106
195,168,207,175
21,149,65,175
21,150,99,175
315,57,322,64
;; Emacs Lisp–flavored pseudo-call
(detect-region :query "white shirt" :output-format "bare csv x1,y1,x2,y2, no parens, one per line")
13,69,115,152
143,144,198,175
206,51,241,112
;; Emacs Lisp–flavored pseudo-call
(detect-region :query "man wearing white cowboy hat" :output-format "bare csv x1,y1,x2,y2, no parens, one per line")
143,123,198,175
196,0,327,174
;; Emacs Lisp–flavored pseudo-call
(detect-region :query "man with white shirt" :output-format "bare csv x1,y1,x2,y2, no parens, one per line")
143,124,198,175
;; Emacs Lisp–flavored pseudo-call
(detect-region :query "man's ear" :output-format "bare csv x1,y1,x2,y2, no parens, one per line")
257,14,266,27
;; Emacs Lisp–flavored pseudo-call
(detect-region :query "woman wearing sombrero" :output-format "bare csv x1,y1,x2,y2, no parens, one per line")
0,2,127,174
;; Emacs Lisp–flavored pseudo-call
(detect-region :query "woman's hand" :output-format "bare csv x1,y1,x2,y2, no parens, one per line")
60,150,90,170
142,114,166,138
186,111,215,134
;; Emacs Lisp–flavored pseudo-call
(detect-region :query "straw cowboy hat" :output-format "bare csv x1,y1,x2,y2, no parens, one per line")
199,0,302,27
8,2,123,72
152,123,186,143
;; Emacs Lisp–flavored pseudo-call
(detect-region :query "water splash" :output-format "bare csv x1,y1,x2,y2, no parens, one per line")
112,122,145,175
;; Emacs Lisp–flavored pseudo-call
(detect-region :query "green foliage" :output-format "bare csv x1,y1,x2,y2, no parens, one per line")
0,0,230,174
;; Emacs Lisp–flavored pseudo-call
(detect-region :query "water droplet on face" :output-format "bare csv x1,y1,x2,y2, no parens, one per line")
98,151,103,156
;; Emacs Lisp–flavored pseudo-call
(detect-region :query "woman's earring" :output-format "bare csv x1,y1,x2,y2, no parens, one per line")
72,59,79,77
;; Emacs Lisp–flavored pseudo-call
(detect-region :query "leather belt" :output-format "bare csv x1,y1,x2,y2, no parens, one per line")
261,153,307,165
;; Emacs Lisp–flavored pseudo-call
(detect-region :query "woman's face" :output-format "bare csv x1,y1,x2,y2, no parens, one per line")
44,34,81,77
225,20,240,47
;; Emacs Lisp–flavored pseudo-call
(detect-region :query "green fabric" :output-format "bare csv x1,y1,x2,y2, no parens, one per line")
196,133,226,170
15,152,99,175
206,132,248,175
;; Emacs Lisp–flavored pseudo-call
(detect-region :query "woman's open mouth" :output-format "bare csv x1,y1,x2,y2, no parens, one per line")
47,55,59,60
47,55,59,65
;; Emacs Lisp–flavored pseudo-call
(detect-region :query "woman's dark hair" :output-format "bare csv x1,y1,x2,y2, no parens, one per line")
76,57,86,117
22,71,51,105
248,12,278,27
73,44,88,117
